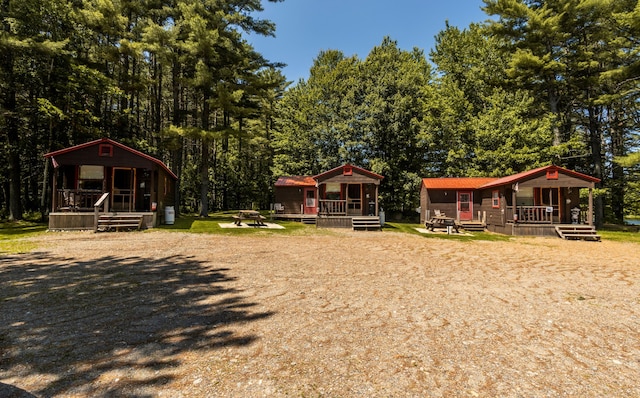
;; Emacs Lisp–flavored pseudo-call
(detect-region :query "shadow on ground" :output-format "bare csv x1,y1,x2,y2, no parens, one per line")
0,251,273,397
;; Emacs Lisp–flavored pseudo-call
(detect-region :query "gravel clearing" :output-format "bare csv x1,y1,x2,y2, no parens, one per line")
1,230,639,397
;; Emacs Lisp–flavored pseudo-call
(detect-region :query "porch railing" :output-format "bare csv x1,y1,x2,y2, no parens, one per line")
515,206,554,223
55,189,103,211
318,199,347,216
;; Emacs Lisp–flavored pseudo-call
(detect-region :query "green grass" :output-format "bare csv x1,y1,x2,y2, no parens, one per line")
383,222,514,242
0,220,48,253
153,212,335,236
598,229,640,244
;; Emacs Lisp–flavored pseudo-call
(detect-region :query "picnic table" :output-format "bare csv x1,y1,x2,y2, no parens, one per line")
233,210,267,226
425,215,460,233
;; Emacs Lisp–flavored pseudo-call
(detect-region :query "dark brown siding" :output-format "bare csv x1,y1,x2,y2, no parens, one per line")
274,187,306,214
426,190,457,218
420,187,428,224
517,172,595,189
53,143,157,169
480,188,507,227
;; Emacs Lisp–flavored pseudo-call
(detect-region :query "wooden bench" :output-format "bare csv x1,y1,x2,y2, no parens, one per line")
352,217,381,231
426,217,460,233
233,212,266,226
96,214,144,232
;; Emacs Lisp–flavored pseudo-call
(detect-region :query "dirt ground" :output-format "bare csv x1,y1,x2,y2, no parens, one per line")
1,229,639,397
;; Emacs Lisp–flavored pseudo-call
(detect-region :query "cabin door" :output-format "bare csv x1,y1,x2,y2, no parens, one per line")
303,188,317,214
347,184,362,216
458,191,473,221
112,168,136,211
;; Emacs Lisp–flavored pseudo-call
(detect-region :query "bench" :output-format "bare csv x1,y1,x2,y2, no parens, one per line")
426,217,460,233
233,212,266,226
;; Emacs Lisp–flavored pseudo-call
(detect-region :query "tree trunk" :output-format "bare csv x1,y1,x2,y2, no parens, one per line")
609,105,625,223
199,91,210,217
588,106,604,228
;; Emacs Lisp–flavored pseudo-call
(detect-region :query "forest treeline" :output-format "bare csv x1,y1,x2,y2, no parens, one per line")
1,0,639,224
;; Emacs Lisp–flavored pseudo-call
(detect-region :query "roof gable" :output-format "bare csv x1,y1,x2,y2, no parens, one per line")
479,165,600,189
44,138,177,179
313,164,384,182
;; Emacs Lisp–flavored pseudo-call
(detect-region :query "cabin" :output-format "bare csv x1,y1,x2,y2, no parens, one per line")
274,164,384,229
420,165,601,238
44,138,178,231
273,176,317,218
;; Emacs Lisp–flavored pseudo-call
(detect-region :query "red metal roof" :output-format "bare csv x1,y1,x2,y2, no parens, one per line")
421,177,498,190
479,165,600,189
313,164,384,181
275,175,316,187
44,138,177,179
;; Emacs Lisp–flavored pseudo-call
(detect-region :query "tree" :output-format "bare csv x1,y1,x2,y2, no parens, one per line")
359,37,431,211
0,0,70,220
483,0,640,225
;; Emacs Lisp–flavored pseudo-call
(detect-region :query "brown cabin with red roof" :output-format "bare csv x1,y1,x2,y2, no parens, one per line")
275,164,384,228
420,165,600,237
274,175,317,215
44,138,177,230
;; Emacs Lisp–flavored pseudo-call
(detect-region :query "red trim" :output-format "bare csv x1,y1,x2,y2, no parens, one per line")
44,138,177,180
99,143,113,157
546,169,559,180
313,164,384,181
480,165,599,189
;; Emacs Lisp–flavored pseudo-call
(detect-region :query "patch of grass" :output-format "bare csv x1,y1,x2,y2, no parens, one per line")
152,212,325,236
598,230,640,244
0,220,48,253
384,222,513,242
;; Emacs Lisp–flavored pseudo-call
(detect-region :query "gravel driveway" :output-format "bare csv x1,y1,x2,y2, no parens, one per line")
1,230,639,397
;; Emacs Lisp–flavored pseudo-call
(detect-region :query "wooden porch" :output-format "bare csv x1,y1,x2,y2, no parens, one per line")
48,211,157,231
489,222,599,239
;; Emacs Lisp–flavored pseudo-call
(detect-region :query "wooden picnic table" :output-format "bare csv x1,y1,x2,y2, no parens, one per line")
233,210,267,226
425,215,460,233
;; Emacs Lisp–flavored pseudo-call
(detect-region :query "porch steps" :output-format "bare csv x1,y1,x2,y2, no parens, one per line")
555,225,601,241
352,217,381,231
96,214,144,232
301,216,317,225
458,221,486,232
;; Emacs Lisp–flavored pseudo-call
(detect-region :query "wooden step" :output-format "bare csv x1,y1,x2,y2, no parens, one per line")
555,225,601,241
96,214,144,232
352,217,381,231
458,221,486,231
301,217,317,225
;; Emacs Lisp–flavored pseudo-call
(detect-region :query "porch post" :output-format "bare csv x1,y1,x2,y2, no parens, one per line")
511,185,517,222
51,168,57,212
375,184,379,216
588,187,594,225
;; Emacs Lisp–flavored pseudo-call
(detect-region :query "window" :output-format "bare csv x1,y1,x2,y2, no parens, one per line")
492,190,500,208
78,165,104,190
99,144,113,157
324,183,341,200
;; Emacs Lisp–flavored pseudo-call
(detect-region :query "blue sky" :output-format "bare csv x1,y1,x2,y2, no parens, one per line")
248,0,491,83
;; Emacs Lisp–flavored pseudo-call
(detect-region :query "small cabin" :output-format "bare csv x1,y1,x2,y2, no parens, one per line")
274,176,317,216
274,164,384,228
44,138,177,230
420,165,600,237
